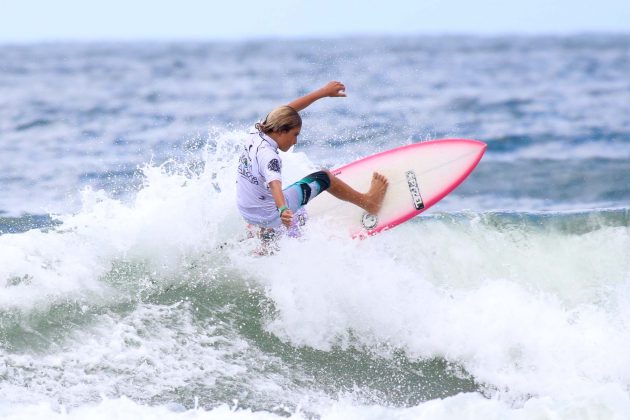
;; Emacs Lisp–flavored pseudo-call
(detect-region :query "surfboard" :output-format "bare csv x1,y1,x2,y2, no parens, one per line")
307,138,486,237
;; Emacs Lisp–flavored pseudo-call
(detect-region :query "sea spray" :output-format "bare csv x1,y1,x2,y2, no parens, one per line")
1,36,630,419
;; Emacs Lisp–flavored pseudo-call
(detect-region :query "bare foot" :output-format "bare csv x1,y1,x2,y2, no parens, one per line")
362,172,388,214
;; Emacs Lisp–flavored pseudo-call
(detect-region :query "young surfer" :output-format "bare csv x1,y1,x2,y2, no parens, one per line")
236,81,388,240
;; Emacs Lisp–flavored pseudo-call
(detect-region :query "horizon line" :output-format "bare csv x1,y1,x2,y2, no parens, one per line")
2,30,629,46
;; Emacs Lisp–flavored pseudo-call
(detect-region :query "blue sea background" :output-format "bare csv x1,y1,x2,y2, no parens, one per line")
1,35,629,419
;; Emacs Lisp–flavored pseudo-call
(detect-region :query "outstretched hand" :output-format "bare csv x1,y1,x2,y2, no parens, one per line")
319,81,346,98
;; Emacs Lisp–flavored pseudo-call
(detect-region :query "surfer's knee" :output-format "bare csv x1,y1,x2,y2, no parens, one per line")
309,170,332,192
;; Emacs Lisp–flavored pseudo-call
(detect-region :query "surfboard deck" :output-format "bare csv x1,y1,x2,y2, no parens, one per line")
307,138,486,237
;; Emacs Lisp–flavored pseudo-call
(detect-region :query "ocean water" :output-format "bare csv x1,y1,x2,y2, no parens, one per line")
1,35,629,419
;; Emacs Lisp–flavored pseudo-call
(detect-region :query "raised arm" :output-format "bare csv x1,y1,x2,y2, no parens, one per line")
287,81,346,112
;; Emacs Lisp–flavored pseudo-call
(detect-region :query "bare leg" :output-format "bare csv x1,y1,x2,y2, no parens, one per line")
325,171,388,214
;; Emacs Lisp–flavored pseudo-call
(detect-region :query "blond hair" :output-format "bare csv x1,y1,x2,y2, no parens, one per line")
255,106,302,134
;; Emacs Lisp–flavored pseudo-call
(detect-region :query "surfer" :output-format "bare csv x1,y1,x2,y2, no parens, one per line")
236,81,388,241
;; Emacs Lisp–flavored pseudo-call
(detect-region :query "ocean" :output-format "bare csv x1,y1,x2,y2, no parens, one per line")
1,35,629,419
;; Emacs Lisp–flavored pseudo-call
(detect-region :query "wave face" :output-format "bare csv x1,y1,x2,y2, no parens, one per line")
1,35,630,419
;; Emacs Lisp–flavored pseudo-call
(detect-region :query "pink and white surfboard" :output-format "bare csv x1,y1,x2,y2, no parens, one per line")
307,138,487,237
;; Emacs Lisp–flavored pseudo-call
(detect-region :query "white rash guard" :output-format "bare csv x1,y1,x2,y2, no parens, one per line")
236,132,283,226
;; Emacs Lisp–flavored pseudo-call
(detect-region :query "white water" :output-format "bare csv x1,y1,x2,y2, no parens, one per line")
1,131,630,419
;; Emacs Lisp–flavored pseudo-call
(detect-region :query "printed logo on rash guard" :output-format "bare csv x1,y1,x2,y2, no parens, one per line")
268,158,281,173
237,151,259,185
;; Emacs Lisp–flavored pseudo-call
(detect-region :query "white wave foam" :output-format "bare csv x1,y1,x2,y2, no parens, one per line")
3,388,630,420
236,215,630,403
0,302,247,406
0,129,249,311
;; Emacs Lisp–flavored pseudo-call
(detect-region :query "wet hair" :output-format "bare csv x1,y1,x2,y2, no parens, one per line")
255,106,302,134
